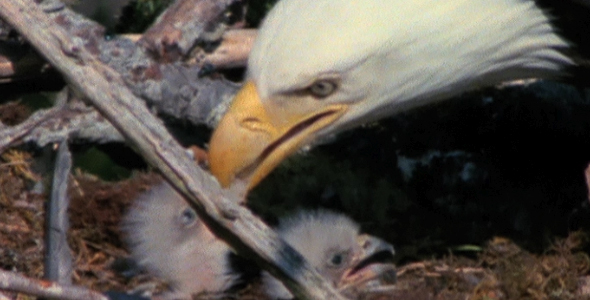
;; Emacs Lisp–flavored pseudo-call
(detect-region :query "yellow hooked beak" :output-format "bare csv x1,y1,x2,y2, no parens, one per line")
208,81,347,191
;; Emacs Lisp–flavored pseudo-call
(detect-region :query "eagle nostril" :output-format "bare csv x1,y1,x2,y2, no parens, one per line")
241,118,266,132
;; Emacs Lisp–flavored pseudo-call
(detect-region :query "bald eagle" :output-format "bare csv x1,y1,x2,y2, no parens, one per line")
122,183,395,299
207,0,587,191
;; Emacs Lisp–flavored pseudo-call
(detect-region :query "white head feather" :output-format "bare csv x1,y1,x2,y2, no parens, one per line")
249,0,572,137
122,183,236,298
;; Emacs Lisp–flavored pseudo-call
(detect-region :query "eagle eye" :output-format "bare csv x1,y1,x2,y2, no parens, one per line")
308,80,337,98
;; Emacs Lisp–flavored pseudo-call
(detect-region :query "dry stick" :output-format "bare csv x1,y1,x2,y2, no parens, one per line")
1,29,256,82
201,29,256,68
140,0,234,61
0,270,108,300
0,1,346,300
45,140,73,284
122,29,256,68
0,103,123,153
0,107,61,153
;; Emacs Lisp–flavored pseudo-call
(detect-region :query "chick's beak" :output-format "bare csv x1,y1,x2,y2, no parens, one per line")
208,81,347,191
339,234,396,292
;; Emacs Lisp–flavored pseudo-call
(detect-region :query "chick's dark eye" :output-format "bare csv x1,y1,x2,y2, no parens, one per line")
308,80,337,98
179,208,197,226
330,253,344,266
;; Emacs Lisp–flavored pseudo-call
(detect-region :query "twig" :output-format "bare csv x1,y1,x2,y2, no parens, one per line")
140,0,238,62
0,107,61,153
0,97,124,153
0,269,108,300
45,140,73,284
197,29,256,68
0,1,345,299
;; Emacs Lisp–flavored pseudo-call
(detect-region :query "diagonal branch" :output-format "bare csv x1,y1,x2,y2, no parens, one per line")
0,1,346,299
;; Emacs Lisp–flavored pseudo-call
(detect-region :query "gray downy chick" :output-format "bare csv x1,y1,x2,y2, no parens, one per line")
123,184,395,299
122,182,236,299
262,210,396,299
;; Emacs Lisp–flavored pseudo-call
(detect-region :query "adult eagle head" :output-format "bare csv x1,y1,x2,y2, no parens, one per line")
209,0,572,190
